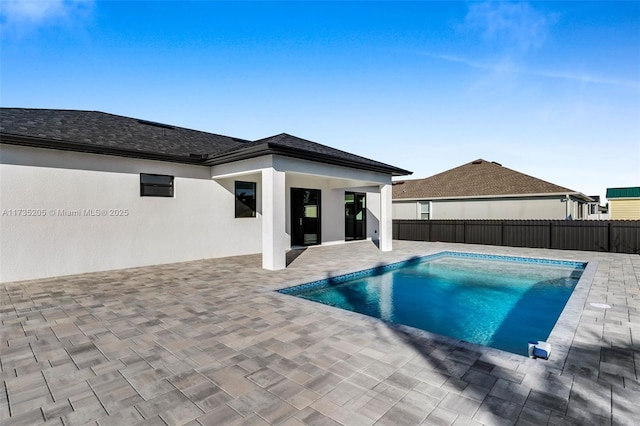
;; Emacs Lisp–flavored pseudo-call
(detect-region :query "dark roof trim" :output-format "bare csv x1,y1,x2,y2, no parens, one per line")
1,133,204,165
136,119,175,130
1,133,412,176
203,142,412,176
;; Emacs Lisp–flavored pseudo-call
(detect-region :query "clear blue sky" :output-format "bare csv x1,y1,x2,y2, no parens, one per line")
2,1,639,203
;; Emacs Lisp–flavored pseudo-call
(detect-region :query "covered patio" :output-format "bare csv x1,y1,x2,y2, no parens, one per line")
211,154,394,270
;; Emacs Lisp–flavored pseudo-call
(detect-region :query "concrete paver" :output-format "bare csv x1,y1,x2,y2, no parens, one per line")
1,240,638,425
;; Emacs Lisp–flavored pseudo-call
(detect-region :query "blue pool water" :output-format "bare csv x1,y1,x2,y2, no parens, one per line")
279,252,585,356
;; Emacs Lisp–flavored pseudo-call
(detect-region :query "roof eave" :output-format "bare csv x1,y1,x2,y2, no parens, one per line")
1,130,413,177
204,143,412,177
393,192,593,202
0,133,205,165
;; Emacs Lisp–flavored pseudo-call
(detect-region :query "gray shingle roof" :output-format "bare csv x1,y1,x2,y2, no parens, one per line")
205,133,408,175
0,108,249,160
1,108,410,176
393,159,591,201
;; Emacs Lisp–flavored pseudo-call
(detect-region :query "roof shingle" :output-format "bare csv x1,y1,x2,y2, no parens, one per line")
0,108,410,176
242,133,405,172
0,108,249,159
393,159,589,200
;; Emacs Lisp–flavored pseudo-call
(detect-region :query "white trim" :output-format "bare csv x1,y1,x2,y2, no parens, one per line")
393,191,591,202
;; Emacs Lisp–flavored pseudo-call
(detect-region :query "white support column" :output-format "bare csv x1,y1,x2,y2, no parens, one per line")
379,183,393,251
262,167,286,270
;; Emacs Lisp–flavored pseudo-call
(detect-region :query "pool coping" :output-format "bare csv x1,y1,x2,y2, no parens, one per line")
277,250,587,294
274,249,594,372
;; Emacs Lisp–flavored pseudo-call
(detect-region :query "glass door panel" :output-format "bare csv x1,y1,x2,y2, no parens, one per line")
345,192,366,241
291,188,321,246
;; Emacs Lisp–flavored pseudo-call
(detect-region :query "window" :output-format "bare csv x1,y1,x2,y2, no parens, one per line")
140,173,174,197
235,181,256,218
420,202,430,220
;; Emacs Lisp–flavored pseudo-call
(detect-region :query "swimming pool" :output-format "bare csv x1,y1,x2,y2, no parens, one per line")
278,252,586,356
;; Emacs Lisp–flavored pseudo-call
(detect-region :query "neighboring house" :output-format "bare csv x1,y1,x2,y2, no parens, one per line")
0,108,410,282
393,159,592,220
606,187,640,219
586,195,609,220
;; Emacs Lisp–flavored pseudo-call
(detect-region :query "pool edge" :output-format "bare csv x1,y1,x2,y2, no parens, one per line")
274,249,590,370
544,259,598,371
276,250,587,295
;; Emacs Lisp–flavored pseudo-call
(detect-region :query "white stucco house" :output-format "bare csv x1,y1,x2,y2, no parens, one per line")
0,108,411,282
393,159,592,220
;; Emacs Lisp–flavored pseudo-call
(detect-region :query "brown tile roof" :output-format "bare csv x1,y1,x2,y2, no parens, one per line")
393,159,589,200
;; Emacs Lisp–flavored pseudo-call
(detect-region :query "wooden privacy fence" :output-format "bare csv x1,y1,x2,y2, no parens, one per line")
393,220,640,254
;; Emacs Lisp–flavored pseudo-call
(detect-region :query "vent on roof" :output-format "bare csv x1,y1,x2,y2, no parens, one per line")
137,119,174,130
393,181,405,185
492,161,502,166
472,160,483,165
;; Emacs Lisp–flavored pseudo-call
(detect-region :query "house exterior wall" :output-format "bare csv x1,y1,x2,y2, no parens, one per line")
284,173,343,246
433,197,573,219
567,197,589,220
365,191,382,242
609,199,640,220
2,146,394,282
393,201,419,220
281,177,383,246
0,144,262,282
392,196,574,220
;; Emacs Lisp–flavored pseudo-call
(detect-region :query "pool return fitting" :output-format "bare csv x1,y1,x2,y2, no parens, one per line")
528,341,551,360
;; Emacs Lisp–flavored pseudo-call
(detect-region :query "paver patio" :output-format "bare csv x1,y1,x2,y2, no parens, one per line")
1,240,638,425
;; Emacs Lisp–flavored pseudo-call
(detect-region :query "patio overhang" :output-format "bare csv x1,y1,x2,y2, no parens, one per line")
211,154,396,270
203,141,411,177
